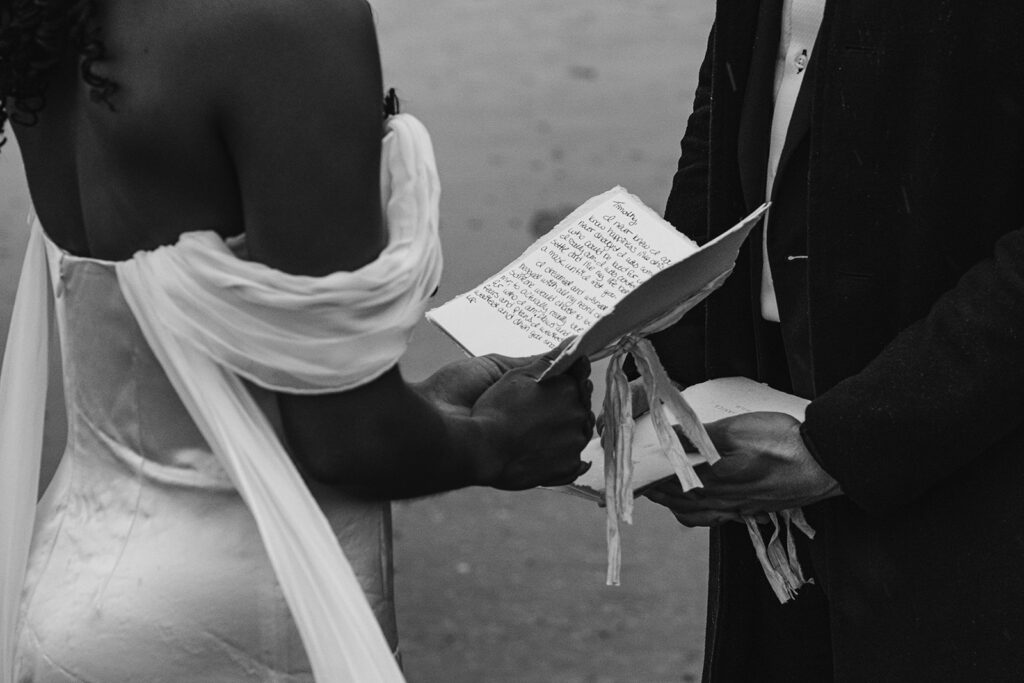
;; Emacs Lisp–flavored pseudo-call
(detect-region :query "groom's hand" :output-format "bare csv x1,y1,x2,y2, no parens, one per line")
644,412,841,526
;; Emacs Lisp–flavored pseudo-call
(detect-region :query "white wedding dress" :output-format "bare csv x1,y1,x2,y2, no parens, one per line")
0,115,441,682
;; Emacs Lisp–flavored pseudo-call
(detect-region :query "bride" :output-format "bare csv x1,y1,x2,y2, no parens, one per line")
0,1,594,680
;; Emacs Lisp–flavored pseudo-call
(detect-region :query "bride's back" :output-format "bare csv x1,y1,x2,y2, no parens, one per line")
10,0,388,272
14,0,250,259
17,232,393,681
6,2,406,678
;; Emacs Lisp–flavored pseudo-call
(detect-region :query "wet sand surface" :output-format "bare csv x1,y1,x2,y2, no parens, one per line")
1,3,714,681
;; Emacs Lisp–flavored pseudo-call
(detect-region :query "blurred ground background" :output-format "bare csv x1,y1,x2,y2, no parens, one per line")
1,2,715,681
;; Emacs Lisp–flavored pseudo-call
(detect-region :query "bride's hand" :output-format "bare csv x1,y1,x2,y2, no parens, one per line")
414,353,531,416
469,351,594,490
416,342,594,490
416,337,582,416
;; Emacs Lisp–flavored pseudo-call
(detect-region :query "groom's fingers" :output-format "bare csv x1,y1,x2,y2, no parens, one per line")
671,510,743,528
643,486,741,513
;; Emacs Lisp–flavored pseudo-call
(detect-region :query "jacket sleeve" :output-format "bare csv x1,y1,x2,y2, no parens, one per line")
649,24,716,387
803,227,1024,515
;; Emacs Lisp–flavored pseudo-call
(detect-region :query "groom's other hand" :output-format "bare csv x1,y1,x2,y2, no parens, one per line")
645,412,841,525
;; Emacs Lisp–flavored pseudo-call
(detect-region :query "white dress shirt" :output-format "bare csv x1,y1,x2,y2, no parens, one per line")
760,0,826,322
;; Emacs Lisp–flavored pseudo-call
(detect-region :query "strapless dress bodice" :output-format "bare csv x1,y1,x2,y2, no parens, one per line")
15,235,396,682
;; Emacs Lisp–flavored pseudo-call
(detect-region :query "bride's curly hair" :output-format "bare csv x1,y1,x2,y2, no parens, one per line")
0,0,116,147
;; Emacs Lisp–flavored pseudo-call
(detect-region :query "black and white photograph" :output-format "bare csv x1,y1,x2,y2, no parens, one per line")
2,1,1022,681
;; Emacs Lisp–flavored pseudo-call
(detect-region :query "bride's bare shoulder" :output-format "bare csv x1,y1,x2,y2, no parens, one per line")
161,0,387,276
100,0,381,109
169,0,379,76
174,0,376,32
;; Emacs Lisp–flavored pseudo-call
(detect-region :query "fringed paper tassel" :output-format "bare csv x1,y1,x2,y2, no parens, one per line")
602,335,715,585
603,350,633,586
744,510,816,603
599,334,816,600
630,337,719,478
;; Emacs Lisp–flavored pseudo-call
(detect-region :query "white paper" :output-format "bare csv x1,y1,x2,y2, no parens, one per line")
684,376,809,423
426,187,698,357
564,377,810,499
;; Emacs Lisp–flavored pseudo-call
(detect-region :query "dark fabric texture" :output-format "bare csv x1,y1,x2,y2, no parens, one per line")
655,1,1024,681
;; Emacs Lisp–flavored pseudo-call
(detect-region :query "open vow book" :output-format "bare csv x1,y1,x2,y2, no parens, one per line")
427,188,810,601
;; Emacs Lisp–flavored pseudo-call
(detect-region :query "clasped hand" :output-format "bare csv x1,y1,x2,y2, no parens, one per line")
644,412,842,527
416,345,595,491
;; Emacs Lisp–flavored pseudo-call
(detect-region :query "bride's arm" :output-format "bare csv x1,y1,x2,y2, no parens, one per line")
284,355,593,499
209,0,593,499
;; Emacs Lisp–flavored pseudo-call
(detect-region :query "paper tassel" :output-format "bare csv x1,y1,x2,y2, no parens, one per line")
599,334,815,601
603,351,633,585
601,334,716,585
743,512,815,603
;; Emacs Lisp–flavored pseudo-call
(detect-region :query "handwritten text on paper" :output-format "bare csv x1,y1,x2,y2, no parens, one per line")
463,200,682,347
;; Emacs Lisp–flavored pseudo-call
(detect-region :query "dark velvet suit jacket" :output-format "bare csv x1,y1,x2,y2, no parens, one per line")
653,1,1024,680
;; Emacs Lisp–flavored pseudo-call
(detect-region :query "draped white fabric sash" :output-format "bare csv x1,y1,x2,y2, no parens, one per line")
0,113,441,682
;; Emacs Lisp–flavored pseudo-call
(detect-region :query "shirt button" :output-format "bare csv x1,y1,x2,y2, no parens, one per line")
794,51,809,70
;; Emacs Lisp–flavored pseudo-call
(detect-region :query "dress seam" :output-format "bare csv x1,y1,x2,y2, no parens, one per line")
91,334,146,610
19,259,79,643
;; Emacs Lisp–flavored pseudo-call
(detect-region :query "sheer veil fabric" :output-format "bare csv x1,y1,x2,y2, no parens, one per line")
0,113,441,682
0,220,49,683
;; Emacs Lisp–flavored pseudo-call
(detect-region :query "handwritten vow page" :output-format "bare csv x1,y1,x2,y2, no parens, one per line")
427,188,699,357
427,186,767,366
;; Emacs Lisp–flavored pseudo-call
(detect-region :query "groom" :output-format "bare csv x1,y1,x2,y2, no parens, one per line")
644,1,1024,681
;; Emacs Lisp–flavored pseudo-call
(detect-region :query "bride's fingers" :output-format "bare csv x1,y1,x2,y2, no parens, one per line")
582,410,596,440
481,353,531,375
543,460,592,487
567,355,591,383
564,357,593,407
